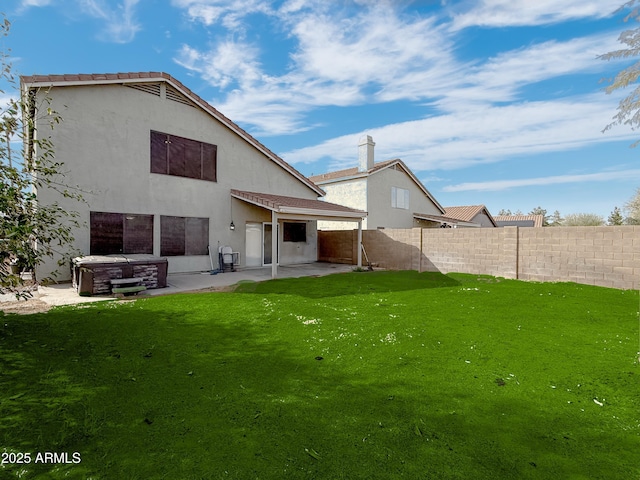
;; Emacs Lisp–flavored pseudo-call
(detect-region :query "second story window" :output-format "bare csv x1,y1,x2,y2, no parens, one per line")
151,130,217,182
391,187,409,210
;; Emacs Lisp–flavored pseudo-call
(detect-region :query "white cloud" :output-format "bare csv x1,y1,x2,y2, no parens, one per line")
78,0,141,43
450,0,622,31
172,0,273,29
20,0,54,6
282,93,636,171
175,41,263,89
442,168,640,192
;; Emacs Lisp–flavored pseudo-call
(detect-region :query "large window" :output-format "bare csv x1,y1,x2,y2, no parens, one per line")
151,131,217,182
391,187,410,210
283,222,306,243
90,212,154,255
160,216,209,256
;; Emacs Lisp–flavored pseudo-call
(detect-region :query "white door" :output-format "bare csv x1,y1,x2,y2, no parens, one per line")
245,222,262,267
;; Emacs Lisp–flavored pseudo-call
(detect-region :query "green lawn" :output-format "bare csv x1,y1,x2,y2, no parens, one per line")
1,271,638,479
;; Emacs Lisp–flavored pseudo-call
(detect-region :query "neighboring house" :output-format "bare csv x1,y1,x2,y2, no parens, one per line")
494,215,544,227
444,205,498,228
22,72,366,281
310,136,450,230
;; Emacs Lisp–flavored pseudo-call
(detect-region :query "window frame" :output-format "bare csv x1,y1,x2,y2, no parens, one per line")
391,187,410,210
90,211,154,255
283,222,307,243
151,130,217,182
160,215,210,256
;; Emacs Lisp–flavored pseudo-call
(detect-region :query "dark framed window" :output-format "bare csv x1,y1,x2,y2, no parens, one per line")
90,212,154,255
151,130,217,182
283,222,306,243
161,216,209,256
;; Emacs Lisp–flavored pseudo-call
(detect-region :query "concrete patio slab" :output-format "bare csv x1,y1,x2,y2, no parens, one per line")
33,262,355,306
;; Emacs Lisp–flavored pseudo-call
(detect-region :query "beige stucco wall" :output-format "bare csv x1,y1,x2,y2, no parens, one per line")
318,178,367,230
34,83,318,280
317,166,441,230
368,167,441,229
471,212,496,228
318,226,640,290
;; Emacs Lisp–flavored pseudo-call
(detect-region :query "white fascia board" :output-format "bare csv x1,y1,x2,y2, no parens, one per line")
278,206,367,219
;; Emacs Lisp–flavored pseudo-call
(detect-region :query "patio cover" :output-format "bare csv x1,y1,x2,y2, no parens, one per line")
230,190,367,278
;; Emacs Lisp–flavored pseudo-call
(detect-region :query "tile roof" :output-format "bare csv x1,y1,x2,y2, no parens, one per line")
308,159,398,183
444,205,497,226
231,190,367,218
494,215,544,228
20,72,324,197
413,212,479,225
309,159,445,214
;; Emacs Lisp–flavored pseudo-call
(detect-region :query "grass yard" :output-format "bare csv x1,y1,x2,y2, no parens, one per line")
0,271,639,479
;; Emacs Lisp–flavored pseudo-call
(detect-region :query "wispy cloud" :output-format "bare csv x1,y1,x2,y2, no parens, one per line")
449,0,622,31
442,168,640,192
20,0,54,6
282,93,636,171
171,0,273,30
79,0,141,43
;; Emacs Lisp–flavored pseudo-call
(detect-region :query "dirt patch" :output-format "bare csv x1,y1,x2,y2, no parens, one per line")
0,298,52,315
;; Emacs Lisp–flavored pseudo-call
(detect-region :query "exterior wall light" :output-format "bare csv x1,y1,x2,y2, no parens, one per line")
230,221,235,231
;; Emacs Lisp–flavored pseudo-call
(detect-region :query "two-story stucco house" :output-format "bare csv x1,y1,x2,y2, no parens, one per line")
309,136,471,230
22,72,366,281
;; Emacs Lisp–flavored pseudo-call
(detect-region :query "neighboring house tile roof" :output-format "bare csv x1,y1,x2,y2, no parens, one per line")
231,190,367,219
444,205,497,227
309,159,445,214
21,72,324,197
309,159,397,183
413,212,480,227
494,215,544,228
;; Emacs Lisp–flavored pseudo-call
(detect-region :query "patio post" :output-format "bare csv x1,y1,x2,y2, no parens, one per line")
357,219,362,268
272,210,278,279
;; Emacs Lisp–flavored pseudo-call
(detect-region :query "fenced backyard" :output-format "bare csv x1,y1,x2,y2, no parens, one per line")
318,226,640,290
1,271,638,479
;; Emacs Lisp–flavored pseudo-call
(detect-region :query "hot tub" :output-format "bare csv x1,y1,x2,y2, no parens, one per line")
72,254,168,296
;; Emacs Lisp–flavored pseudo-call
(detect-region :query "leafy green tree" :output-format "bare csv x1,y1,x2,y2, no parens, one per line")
608,206,625,225
600,1,640,142
562,213,605,226
497,209,512,215
0,16,83,297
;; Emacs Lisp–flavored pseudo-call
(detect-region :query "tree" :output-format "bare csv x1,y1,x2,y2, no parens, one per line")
624,187,640,223
548,210,564,226
608,206,625,225
497,209,512,215
528,206,550,226
600,1,640,142
0,16,83,297
562,213,605,226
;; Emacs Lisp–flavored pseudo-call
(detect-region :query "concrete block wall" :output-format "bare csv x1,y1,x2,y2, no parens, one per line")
420,227,519,279
318,226,640,290
518,226,640,289
362,229,423,270
318,230,356,264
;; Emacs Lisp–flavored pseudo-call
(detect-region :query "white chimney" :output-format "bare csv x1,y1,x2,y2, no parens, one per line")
358,135,375,172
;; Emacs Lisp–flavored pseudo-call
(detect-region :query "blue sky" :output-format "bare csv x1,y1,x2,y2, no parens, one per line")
4,0,640,218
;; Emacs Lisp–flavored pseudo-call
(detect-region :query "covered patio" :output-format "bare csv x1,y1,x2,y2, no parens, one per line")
231,190,367,278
